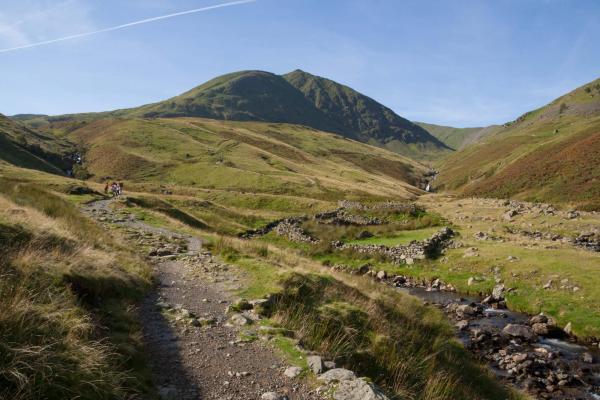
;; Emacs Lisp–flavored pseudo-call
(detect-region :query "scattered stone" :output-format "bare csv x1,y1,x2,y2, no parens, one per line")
582,352,594,363
229,313,251,326
324,361,336,370
563,322,573,336
502,324,535,340
334,378,390,400
376,270,387,280
531,323,549,336
456,320,469,331
307,355,325,374
261,393,287,400
283,366,302,379
317,368,356,383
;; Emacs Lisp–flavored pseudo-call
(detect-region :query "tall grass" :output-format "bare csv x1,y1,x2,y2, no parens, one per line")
0,182,153,399
263,273,522,400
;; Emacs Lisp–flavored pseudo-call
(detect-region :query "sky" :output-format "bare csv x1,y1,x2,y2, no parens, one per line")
1,0,599,127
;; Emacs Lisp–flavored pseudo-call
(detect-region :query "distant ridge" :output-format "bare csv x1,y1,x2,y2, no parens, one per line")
436,77,600,210
16,70,451,161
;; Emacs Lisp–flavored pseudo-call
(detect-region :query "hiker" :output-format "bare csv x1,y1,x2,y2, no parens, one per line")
110,182,118,197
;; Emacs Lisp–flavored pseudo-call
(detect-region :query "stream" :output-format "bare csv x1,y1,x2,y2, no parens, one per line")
396,285,600,399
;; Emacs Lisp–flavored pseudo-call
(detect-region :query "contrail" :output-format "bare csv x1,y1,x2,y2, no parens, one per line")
0,0,255,54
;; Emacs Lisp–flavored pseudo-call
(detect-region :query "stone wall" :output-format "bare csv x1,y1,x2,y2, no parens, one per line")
333,227,454,264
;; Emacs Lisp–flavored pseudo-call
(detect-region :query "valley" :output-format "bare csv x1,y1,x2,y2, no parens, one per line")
1,69,599,400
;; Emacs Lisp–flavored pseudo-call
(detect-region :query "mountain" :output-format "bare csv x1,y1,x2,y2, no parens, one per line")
415,122,502,150
0,113,73,174
61,117,428,199
17,70,449,161
436,77,600,210
283,70,451,159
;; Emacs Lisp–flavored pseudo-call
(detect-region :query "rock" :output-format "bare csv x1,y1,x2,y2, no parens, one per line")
582,352,593,363
563,322,573,335
318,368,356,383
530,314,549,325
261,393,286,400
333,378,390,400
531,323,549,336
502,324,535,340
503,210,518,221
283,366,302,379
512,353,528,363
230,314,251,326
376,270,387,280
456,320,469,331
491,284,505,301
307,355,325,374
456,304,477,316
467,277,475,286
543,280,553,289
324,361,336,370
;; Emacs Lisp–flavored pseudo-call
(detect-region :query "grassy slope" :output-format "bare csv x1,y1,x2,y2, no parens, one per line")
0,114,72,174
436,77,600,209
64,117,427,200
284,70,452,160
415,121,502,150
0,169,153,400
15,69,451,160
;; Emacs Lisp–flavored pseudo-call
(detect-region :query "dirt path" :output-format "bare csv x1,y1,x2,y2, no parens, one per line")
83,198,318,400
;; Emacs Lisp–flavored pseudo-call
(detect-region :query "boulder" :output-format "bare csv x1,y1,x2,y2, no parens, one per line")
491,284,505,301
582,352,593,363
307,355,325,374
318,368,356,383
376,270,387,280
531,323,549,336
456,304,477,316
333,378,390,400
502,324,535,340
530,314,548,325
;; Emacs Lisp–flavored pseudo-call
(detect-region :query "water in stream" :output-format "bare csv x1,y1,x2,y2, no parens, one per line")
397,286,600,399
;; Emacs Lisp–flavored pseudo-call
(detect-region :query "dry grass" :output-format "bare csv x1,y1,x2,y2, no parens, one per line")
0,181,153,400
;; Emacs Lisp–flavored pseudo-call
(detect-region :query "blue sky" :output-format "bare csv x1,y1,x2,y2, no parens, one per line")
1,0,599,126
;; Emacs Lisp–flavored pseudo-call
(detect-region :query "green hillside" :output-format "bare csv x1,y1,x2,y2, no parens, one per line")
436,77,600,210
283,70,451,159
0,113,73,174
63,117,427,200
15,70,450,161
415,121,502,150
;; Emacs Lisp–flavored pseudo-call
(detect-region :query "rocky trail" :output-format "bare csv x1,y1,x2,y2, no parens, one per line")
82,198,319,400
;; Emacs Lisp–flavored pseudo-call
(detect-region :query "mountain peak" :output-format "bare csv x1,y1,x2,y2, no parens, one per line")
110,69,450,160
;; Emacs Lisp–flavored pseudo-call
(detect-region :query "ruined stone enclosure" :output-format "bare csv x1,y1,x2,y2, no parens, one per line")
241,201,454,265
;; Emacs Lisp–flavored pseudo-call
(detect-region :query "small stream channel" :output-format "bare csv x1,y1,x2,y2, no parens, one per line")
396,285,600,399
